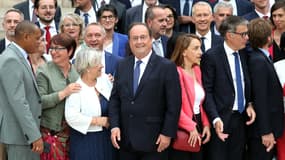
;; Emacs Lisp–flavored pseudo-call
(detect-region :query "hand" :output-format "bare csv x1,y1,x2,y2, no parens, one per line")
202,126,211,144
108,74,114,83
156,134,171,152
188,128,201,147
31,138,44,154
111,127,121,149
59,83,81,100
178,16,193,24
246,103,256,125
214,120,229,142
98,117,110,128
261,133,276,152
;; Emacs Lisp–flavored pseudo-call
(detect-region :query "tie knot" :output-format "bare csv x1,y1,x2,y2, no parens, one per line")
83,13,88,17
136,60,142,66
101,0,106,6
201,37,205,40
233,52,238,56
44,26,50,30
263,16,268,20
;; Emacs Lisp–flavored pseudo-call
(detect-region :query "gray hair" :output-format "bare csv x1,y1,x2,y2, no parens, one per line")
192,1,212,16
75,47,102,75
84,22,106,38
213,1,233,14
219,16,248,38
3,8,24,21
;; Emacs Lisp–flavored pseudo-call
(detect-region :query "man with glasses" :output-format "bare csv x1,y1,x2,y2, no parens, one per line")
200,16,256,160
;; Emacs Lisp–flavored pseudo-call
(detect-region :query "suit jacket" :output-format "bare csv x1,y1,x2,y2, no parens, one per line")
13,0,62,24
247,49,284,138
0,43,42,145
112,32,128,57
243,11,259,21
125,5,143,32
210,0,254,16
0,39,5,54
177,66,210,132
104,51,122,75
118,0,132,9
211,32,224,49
108,52,181,152
200,44,251,132
161,35,168,58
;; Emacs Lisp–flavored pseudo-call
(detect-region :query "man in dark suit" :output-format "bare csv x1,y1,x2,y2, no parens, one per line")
13,0,61,24
209,0,254,16
0,21,43,160
200,16,256,160
243,0,270,21
247,18,284,160
0,9,24,54
109,23,181,160
145,6,169,57
125,0,158,31
191,1,223,53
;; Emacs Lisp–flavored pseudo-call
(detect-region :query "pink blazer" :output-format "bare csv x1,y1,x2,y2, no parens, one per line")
177,66,210,132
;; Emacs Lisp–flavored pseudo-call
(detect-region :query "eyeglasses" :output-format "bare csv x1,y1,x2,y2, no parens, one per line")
231,31,248,38
100,15,115,20
218,13,231,17
63,23,79,28
49,47,66,52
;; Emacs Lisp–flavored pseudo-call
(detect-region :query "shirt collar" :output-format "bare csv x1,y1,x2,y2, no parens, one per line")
134,50,152,65
39,20,56,29
196,30,212,40
259,48,270,57
224,41,237,55
12,42,29,60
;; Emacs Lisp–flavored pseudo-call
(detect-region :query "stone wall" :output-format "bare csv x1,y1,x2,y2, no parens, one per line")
0,0,74,38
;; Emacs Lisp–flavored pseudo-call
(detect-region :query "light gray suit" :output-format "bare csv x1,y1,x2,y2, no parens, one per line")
0,43,42,160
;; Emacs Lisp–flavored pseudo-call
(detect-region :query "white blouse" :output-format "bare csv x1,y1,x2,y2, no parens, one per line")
193,81,205,114
65,74,113,134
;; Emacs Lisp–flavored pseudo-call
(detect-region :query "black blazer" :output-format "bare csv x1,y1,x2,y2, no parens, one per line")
200,44,251,132
0,39,5,54
13,0,62,24
125,5,143,31
108,52,181,152
247,49,284,138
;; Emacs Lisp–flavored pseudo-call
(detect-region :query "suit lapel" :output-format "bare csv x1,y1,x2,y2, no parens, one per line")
220,48,235,90
126,56,135,97
134,53,156,97
11,44,40,94
105,52,112,74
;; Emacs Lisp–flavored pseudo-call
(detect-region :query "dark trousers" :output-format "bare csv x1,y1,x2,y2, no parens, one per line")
119,147,168,160
247,137,274,160
205,113,246,160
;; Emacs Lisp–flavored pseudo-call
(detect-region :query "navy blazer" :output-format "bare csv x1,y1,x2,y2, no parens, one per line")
211,32,224,50
13,0,62,24
108,52,181,152
125,5,143,31
112,32,128,57
247,49,284,138
161,35,168,57
243,11,259,21
0,39,5,54
200,44,251,132
104,51,122,75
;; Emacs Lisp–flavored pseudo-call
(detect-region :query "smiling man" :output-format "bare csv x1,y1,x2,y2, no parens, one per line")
192,1,223,53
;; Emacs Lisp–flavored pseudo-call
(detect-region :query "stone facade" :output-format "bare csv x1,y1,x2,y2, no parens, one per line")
0,0,74,38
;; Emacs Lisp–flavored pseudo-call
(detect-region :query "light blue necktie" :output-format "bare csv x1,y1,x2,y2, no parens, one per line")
133,60,142,95
233,52,244,113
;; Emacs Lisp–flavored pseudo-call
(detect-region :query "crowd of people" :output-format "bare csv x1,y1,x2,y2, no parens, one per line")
0,0,285,160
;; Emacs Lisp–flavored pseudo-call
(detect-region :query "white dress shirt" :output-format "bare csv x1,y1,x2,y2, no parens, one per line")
29,0,34,21
134,51,152,84
38,20,58,38
79,7,97,24
196,30,212,52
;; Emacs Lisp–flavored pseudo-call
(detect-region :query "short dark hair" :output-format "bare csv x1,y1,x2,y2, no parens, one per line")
248,18,272,49
50,33,76,59
34,0,57,9
144,5,164,23
15,20,39,39
97,4,118,20
219,15,248,38
127,22,152,39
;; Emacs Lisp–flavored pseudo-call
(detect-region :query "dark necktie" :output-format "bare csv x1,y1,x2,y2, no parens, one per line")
233,52,244,113
181,0,190,33
201,37,206,53
44,26,51,52
133,60,142,95
83,13,89,27
101,0,106,6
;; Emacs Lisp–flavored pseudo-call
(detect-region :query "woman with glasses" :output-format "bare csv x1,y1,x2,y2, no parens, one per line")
169,34,211,160
97,4,128,57
36,33,81,160
65,48,117,160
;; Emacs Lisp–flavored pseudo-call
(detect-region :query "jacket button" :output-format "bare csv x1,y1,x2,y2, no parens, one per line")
131,101,134,104
129,114,134,118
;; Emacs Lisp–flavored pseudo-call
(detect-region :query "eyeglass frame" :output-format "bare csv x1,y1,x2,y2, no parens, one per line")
231,31,248,38
49,47,66,53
